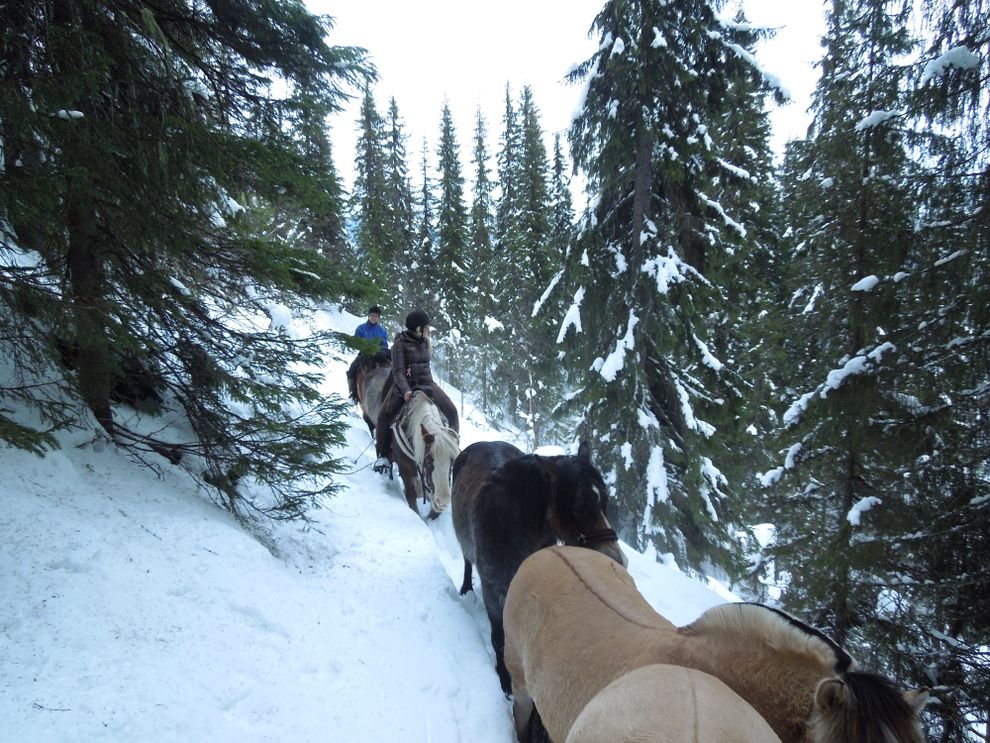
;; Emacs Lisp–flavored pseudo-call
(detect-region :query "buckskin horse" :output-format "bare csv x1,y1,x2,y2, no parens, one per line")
504,546,928,743
356,365,459,517
451,441,626,695
566,663,781,742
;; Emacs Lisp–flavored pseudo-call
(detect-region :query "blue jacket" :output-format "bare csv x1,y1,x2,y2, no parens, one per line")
355,321,389,351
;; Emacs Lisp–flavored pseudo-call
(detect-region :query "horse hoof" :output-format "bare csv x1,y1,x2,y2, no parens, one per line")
427,509,442,521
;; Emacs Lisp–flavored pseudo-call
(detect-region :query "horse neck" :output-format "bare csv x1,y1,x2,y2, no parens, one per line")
676,630,826,743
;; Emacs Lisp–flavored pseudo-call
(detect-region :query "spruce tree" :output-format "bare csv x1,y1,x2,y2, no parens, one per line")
0,0,371,519
561,0,779,573
768,0,918,640
468,108,497,414
433,104,471,348
408,141,436,312
381,97,416,311
764,2,990,736
352,87,389,294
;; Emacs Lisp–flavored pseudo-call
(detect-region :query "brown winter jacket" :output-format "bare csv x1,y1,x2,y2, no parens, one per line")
390,330,434,396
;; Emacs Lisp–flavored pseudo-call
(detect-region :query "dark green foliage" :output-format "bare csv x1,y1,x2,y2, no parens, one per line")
0,0,372,520
352,87,389,290
763,0,988,737
561,0,780,574
433,104,471,334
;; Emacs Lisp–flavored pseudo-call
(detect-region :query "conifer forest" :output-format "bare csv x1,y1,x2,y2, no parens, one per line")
1,1,987,738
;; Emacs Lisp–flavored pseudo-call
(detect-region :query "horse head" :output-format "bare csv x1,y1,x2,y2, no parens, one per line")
404,392,459,515
808,673,929,743
537,442,627,568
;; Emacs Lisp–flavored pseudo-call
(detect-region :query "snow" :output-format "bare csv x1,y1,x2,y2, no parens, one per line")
847,496,882,526
531,269,564,317
598,310,638,382
1,307,737,742
483,315,505,332
782,343,897,428
696,190,747,238
641,250,689,295
920,45,981,86
934,249,966,267
555,286,585,343
853,110,901,131
694,334,724,372
646,445,670,508
851,275,880,292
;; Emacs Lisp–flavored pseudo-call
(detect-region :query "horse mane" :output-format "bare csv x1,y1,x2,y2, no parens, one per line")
810,671,927,743
685,603,854,675
405,393,459,467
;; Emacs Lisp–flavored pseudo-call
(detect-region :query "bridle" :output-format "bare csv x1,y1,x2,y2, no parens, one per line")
545,471,619,549
577,527,619,548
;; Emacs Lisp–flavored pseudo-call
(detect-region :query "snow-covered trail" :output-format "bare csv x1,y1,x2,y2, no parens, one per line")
1,306,731,742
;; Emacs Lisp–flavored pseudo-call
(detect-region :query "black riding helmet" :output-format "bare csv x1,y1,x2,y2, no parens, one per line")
405,309,430,332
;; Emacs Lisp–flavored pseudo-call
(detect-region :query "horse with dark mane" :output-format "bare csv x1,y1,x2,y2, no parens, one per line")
353,353,391,435
504,546,928,743
451,441,626,695
357,365,459,517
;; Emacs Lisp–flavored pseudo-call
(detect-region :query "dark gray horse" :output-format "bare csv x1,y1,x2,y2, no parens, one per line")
451,440,627,694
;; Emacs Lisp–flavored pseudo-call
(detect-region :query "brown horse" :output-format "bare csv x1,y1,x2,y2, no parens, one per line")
504,546,928,743
566,663,781,742
451,440,626,695
357,366,459,516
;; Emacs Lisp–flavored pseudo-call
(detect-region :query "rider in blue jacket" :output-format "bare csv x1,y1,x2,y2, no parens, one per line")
346,305,390,400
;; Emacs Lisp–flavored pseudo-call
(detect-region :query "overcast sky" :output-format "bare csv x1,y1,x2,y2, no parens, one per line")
309,1,827,192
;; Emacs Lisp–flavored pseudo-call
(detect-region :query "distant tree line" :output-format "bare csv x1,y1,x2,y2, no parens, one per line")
1,1,985,737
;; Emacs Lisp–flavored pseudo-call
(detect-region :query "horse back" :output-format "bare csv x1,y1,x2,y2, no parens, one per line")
504,546,680,742
358,366,390,423
451,440,524,563
566,664,782,743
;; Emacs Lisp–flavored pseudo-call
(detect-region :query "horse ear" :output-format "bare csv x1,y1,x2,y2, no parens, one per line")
904,688,930,713
814,678,850,713
577,441,592,461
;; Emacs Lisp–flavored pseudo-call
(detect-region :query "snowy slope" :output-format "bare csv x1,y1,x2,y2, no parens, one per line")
0,306,733,742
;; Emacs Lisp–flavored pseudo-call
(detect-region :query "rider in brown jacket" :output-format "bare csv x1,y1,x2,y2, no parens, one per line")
373,309,459,473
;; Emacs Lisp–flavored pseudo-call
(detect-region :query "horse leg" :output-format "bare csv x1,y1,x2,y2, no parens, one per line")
481,580,512,694
397,458,419,512
523,705,552,743
512,692,535,741
459,559,473,595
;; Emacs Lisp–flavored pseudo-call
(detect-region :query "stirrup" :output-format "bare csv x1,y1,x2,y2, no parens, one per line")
373,456,390,474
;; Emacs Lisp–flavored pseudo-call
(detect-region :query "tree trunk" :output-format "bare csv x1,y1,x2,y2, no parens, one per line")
66,174,114,434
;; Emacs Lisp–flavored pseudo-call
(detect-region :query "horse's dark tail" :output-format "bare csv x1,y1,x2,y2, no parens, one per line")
524,705,552,743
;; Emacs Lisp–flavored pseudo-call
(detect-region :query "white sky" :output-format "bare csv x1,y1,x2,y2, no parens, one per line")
309,0,827,192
